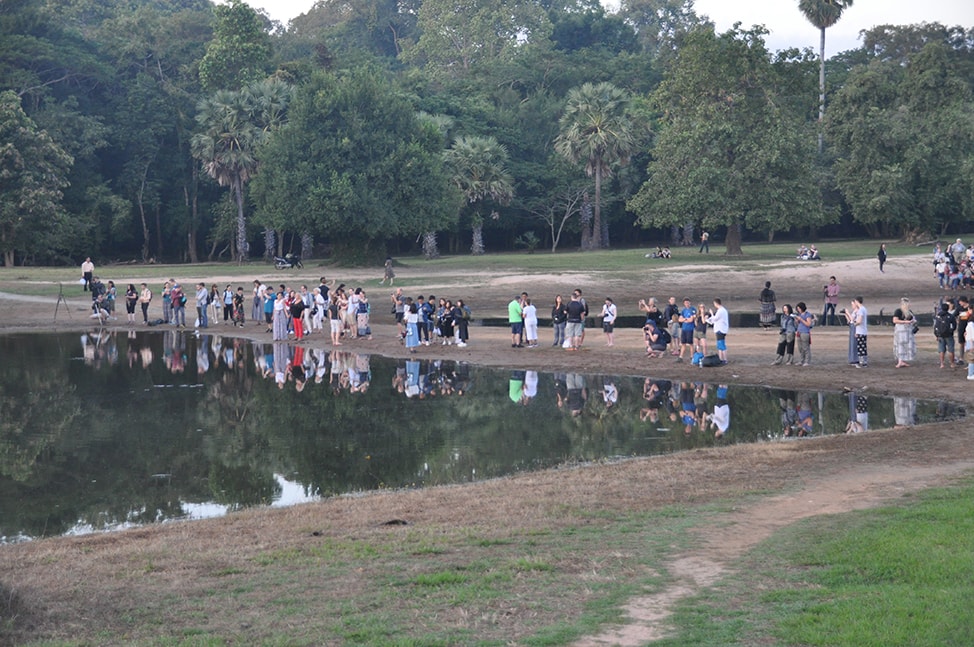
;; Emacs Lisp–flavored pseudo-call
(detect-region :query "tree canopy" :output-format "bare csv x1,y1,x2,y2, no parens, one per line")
0,0,972,265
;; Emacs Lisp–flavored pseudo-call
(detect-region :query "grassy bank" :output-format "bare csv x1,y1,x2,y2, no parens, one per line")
658,478,974,646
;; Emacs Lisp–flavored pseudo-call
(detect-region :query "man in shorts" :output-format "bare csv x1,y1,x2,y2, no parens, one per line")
391,287,406,337
565,292,586,351
677,297,696,362
508,294,524,347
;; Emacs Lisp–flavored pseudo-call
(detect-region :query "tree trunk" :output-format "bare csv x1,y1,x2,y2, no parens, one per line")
234,175,247,263
593,163,603,249
422,231,439,259
817,25,826,154
301,232,313,259
725,221,744,255
471,223,485,255
3,250,13,267
136,167,151,263
264,228,275,260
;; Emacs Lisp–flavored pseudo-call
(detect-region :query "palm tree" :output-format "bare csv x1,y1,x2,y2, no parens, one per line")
554,82,636,250
191,78,290,263
443,136,514,255
799,0,854,153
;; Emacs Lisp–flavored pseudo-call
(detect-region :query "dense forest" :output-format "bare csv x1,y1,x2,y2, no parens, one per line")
1,0,972,265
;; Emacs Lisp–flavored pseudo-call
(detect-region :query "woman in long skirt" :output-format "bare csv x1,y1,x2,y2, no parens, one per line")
272,291,289,341
759,281,776,330
891,297,916,368
404,303,420,353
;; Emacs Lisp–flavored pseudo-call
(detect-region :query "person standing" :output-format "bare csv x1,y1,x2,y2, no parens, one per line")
934,302,957,369
139,283,152,324
600,297,616,347
453,299,471,347
965,316,974,381
223,285,234,323
195,282,209,328
771,304,796,366
523,298,539,347
551,295,568,347
508,294,524,348
81,257,94,292
877,243,888,273
404,303,420,352
698,231,709,253
273,291,289,341
795,302,815,366
124,284,138,324
161,281,172,324
392,287,406,338
289,289,306,340
677,298,696,362
758,281,776,330
846,296,868,368
170,282,186,327
565,292,585,351
662,296,680,355
707,298,729,364
823,276,840,326
891,297,916,368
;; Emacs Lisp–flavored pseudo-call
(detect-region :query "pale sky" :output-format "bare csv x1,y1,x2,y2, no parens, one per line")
247,0,973,58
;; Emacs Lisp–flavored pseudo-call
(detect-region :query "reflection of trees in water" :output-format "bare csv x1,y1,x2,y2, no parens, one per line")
2,332,965,540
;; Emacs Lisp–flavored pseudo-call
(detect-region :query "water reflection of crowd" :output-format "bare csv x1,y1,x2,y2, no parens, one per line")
393,359,472,399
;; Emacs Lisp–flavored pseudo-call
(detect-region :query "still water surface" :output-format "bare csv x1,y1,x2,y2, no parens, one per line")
0,331,959,542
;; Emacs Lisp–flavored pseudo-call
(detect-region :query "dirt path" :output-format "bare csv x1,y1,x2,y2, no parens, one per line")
574,460,974,646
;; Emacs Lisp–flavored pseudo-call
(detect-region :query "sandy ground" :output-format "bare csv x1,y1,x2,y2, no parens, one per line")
3,253,974,644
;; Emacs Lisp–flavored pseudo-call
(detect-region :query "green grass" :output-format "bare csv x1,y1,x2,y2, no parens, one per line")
653,478,974,646
0,237,948,299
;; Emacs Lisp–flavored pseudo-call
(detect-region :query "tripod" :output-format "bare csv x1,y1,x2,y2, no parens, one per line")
54,282,72,322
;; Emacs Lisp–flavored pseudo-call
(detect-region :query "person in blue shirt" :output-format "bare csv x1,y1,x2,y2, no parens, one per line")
677,298,696,363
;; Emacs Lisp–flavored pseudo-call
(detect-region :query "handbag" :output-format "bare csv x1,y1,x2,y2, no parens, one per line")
965,349,974,363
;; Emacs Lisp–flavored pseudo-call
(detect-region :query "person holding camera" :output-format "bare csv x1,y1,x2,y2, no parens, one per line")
771,304,796,365
891,297,917,368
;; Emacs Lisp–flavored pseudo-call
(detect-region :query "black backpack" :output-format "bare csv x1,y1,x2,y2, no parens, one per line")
934,310,956,338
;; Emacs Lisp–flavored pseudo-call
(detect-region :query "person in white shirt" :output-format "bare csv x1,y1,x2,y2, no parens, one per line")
522,298,539,348
706,298,729,364
600,297,617,347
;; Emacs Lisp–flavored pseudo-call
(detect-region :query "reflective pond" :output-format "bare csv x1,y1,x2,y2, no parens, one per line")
0,331,961,542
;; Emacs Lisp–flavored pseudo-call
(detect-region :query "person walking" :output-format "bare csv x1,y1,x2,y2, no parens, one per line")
380,256,395,285
877,243,888,273
698,231,709,254
891,298,916,368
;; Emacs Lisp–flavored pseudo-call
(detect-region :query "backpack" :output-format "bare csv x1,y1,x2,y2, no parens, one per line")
701,354,722,367
934,310,956,338
657,328,671,345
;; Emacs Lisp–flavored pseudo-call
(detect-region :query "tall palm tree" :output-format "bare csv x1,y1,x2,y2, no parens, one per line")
443,135,514,255
799,0,854,153
554,82,635,250
191,79,290,263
